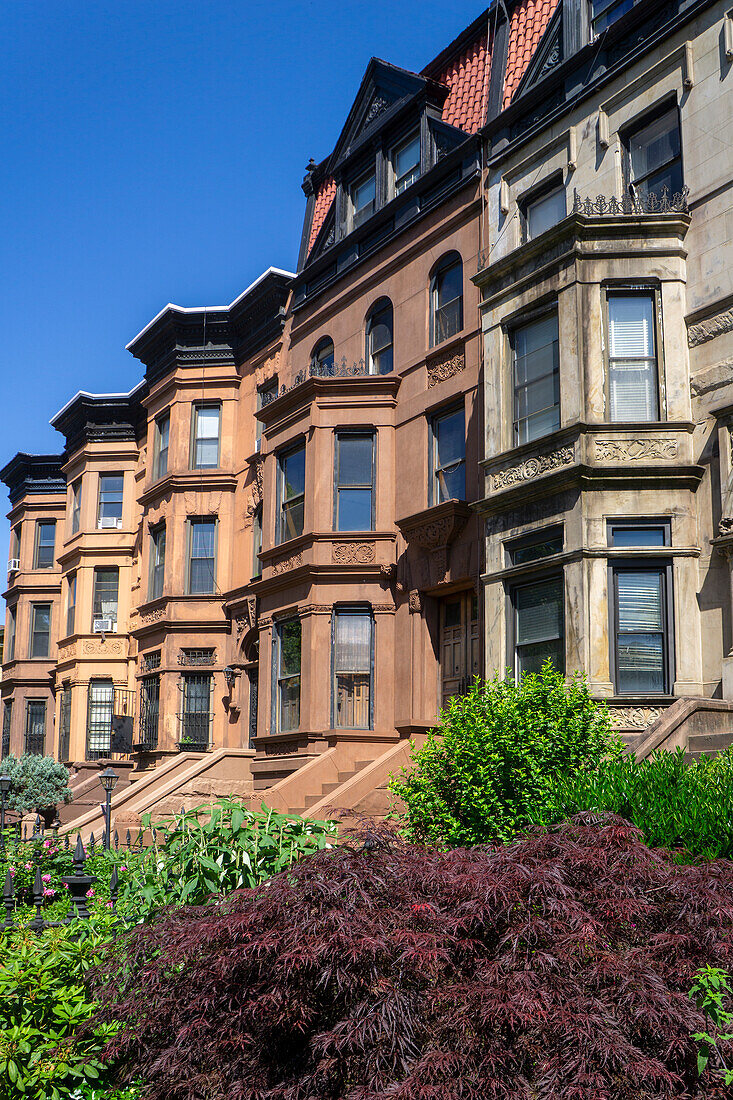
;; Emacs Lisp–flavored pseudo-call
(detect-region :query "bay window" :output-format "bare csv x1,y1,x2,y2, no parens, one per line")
30,603,51,659
92,568,119,630
97,474,123,529
275,618,301,732
187,519,217,595
333,608,373,729
335,432,374,531
278,444,305,543
191,404,221,470
154,412,170,479
149,524,166,601
33,521,56,569
513,312,560,445
607,291,659,421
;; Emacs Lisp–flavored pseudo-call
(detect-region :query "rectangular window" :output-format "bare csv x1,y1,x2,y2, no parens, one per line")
607,292,659,421
180,674,212,749
392,133,420,195
252,505,262,578
333,608,372,729
431,406,466,504
352,171,376,229
59,684,71,762
71,479,82,534
24,700,46,755
9,524,21,565
256,379,278,448
609,522,669,547
6,607,16,661
276,618,301,732
66,572,77,636
513,576,565,677
33,521,56,569
2,700,12,759
613,566,670,694
154,413,170,480
138,675,160,750
87,680,113,759
187,518,217,595
97,474,124,529
591,0,634,35
509,526,564,566
278,444,305,543
92,568,119,629
513,312,560,445
191,404,221,470
335,433,374,531
626,105,682,203
30,604,51,659
524,185,566,240
149,524,166,601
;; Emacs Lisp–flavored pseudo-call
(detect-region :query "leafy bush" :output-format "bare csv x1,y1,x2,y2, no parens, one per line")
119,798,337,919
555,746,733,860
0,923,120,1100
390,662,619,846
0,754,72,817
92,816,733,1099
689,966,733,1087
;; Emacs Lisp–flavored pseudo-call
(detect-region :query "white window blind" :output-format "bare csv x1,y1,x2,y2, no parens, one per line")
516,579,563,644
608,294,658,421
615,569,666,693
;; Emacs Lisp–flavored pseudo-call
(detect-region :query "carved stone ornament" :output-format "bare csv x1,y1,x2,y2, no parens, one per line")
332,542,376,565
259,615,274,629
719,516,733,537
57,643,75,662
594,438,678,462
82,639,125,656
372,602,396,613
140,607,165,625
608,705,663,730
427,349,465,388
688,308,733,347
271,552,303,575
492,446,575,491
408,590,422,613
304,604,332,615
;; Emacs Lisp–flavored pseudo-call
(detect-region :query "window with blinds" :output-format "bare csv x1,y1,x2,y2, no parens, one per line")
513,313,560,445
613,567,669,694
276,619,301,732
513,576,565,677
333,608,372,729
607,293,659,421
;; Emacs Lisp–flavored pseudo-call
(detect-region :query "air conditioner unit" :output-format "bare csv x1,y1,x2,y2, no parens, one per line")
99,516,120,529
93,618,116,634
7,559,20,574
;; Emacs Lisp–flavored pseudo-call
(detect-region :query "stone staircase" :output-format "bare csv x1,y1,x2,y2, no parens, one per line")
629,697,733,761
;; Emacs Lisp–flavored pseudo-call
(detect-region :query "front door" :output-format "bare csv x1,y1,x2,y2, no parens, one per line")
440,592,479,708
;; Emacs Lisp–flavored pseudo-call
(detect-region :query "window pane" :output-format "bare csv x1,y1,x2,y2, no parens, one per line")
514,313,560,444
338,435,373,486
283,447,305,500
35,522,56,568
369,317,392,355
511,531,564,565
527,187,566,238
279,620,301,677
630,110,680,182
608,295,655,358
617,635,665,693
437,262,462,309
87,681,113,757
515,372,560,419
189,520,216,594
612,526,666,547
338,489,372,531
25,701,46,755
31,605,51,658
394,134,420,183
516,579,563,645
609,360,658,421
98,475,123,524
592,0,633,33
334,612,371,672
436,409,465,468
354,174,375,212
191,521,215,559
517,637,565,678
282,500,304,540
617,571,663,631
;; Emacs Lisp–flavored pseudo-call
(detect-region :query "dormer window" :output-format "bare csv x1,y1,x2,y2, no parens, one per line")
351,171,376,230
392,132,420,196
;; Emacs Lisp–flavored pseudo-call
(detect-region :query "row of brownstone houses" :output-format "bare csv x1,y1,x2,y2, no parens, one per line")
4,0,733,826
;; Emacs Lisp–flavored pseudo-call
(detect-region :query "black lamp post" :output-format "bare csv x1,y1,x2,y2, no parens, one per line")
0,775,11,855
99,768,119,850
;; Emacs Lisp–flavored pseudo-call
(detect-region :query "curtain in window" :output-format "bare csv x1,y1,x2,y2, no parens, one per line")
334,611,371,728
616,569,666,693
608,295,657,421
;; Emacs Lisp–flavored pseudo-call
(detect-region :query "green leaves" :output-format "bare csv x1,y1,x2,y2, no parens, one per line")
689,965,733,1086
0,754,72,816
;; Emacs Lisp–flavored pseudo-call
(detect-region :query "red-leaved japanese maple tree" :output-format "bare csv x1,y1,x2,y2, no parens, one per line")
92,815,733,1100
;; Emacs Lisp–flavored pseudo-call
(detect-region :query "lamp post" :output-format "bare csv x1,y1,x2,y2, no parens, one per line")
99,768,119,850
0,775,11,856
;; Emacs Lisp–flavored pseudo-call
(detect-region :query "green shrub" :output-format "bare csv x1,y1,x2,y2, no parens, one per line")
120,798,337,920
556,746,733,860
390,662,620,847
0,754,72,817
0,923,119,1100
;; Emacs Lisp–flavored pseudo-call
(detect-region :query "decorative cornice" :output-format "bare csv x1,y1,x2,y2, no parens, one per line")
491,446,574,491
397,500,473,549
594,438,678,462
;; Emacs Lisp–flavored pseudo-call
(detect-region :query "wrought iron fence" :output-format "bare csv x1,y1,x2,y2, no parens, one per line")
572,185,690,216
260,356,373,407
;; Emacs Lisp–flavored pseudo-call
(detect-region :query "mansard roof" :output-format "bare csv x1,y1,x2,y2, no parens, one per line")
0,453,66,505
126,266,294,383
50,385,146,455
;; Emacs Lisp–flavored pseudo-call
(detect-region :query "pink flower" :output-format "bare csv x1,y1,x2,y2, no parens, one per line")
43,839,51,849
42,874,51,883
120,865,127,872
86,888,94,898
62,882,69,890
8,867,14,876
105,901,113,908
24,862,32,871
43,887,56,898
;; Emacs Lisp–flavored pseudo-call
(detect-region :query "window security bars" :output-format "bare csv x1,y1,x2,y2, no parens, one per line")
33,522,56,569
24,700,46,755
137,675,160,751
178,648,216,666
97,475,124,529
572,186,689,216
59,688,71,762
513,313,560,446
2,701,12,759
87,681,114,759
179,674,213,750
141,650,161,672
247,669,258,747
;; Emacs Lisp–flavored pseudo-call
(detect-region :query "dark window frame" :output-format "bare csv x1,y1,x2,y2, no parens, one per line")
2,700,12,759
252,503,263,578
86,679,114,760
331,604,375,730
607,519,671,547
33,521,56,570
149,523,166,601
365,298,394,375
179,673,214,750
276,441,306,545
621,98,684,203
508,572,566,679
603,284,662,423
310,337,335,375
511,308,561,446
429,403,466,507
333,430,376,532
507,524,564,567
24,699,46,755
273,617,302,733
30,603,51,659
154,411,170,480
391,130,421,197
609,559,674,696
519,172,566,243
430,252,464,348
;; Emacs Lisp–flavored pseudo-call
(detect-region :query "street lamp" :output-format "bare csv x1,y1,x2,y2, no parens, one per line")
99,768,118,850
0,775,11,856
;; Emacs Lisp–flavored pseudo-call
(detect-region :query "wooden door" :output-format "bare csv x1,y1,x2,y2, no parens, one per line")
440,593,479,708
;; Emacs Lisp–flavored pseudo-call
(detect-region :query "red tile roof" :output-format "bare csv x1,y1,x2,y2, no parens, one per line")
432,31,491,135
503,0,560,107
307,176,336,254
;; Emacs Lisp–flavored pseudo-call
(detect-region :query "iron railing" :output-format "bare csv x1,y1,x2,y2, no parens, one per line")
260,356,376,407
136,675,160,751
572,185,689,216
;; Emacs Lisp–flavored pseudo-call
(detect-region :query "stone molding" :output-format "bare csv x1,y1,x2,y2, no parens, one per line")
82,639,125,656
140,607,165,625
594,438,678,461
332,542,376,565
608,705,664,729
408,590,422,613
491,445,574,491
57,643,76,662
271,552,302,575
427,348,465,388
688,308,733,347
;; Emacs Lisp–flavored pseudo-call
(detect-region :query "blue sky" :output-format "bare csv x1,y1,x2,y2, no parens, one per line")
0,0,484,598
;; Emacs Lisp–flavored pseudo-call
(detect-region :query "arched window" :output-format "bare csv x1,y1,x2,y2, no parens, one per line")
310,337,334,376
430,253,463,346
366,299,393,375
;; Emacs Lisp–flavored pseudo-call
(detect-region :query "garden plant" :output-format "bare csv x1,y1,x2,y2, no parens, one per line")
0,754,72,818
